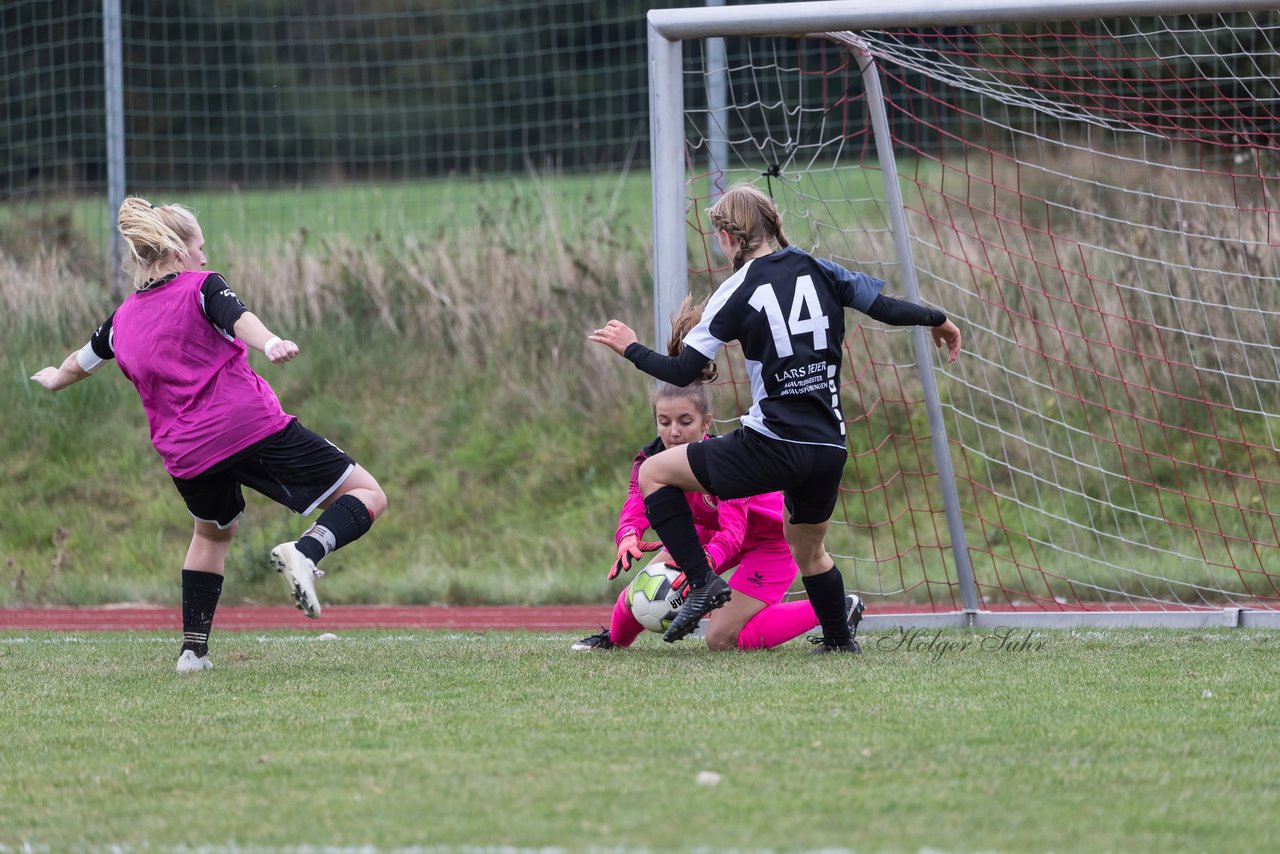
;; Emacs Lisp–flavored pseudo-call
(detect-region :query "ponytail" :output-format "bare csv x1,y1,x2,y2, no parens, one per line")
707,184,789,271
117,196,200,288
667,295,717,384
650,295,717,418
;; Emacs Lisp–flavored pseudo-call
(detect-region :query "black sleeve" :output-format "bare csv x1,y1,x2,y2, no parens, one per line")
89,311,117,361
200,274,249,338
623,342,712,386
863,294,948,327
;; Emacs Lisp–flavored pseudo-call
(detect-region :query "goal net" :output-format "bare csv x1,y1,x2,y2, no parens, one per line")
658,4,1280,618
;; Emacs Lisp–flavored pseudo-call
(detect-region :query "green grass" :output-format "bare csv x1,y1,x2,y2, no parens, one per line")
3,163,899,260
1,627,1277,852
3,322,653,607
4,170,659,256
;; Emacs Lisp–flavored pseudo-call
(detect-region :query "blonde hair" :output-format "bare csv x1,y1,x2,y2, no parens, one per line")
651,295,717,418
706,183,790,271
117,196,201,288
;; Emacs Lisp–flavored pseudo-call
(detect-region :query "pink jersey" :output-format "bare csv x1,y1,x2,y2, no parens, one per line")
614,435,788,573
111,271,292,478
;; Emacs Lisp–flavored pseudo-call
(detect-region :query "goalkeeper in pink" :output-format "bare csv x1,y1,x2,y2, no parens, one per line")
571,304,864,652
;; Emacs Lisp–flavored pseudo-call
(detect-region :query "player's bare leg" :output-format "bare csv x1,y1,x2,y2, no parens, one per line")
703,591,769,651
177,520,235,673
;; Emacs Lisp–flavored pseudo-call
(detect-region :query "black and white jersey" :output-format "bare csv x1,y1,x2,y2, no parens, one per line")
76,273,249,372
684,247,883,448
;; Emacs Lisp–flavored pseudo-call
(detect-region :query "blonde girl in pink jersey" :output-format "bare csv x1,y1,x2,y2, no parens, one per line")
572,301,864,652
31,197,387,673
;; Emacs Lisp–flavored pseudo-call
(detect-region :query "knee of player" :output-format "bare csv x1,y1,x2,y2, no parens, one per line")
193,520,237,542
365,485,388,521
636,460,659,494
704,624,740,651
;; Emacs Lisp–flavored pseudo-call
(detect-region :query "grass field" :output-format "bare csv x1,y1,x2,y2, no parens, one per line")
4,164,897,259
2,627,1278,853
3,170,659,256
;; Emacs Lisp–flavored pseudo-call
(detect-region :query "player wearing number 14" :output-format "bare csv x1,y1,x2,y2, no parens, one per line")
590,183,961,651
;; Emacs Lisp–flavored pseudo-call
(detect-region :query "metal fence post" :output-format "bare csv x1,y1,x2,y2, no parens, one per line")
103,0,126,298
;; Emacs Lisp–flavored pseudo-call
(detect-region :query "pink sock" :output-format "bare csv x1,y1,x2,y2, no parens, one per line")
609,589,646,648
736,600,820,650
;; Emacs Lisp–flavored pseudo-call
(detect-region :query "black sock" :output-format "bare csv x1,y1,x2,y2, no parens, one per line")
642,486,712,586
181,569,224,657
803,565,850,645
296,494,374,564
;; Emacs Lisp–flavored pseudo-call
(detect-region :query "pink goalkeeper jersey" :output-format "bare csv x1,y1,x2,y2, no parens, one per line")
111,271,292,478
614,436,787,572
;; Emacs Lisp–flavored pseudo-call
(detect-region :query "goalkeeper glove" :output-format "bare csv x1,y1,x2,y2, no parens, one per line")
664,550,715,588
609,533,661,580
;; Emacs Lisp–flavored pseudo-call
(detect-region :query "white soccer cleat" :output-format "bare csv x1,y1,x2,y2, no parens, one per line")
176,649,213,673
270,541,323,619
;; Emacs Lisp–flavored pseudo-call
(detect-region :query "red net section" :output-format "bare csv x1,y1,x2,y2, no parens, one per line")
680,17,1280,612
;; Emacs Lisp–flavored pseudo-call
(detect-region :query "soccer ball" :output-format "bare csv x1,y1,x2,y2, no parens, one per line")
626,562,687,633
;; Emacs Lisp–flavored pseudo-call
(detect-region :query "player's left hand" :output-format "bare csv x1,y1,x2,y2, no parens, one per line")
932,319,962,363
588,319,638,356
266,338,300,364
609,533,662,580
30,367,60,390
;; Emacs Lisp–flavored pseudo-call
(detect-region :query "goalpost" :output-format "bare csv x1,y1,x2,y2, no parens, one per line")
647,0,1280,629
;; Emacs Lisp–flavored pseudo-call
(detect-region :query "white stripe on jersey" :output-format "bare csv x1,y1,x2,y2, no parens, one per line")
739,355,847,449
198,285,238,343
682,257,757,360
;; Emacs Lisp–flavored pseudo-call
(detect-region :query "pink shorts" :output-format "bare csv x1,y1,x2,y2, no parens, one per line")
722,535,797,606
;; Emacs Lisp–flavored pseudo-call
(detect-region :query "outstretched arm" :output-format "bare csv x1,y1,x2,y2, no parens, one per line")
233,312,300,364
863,294,962,364
589,319,711,386
31,350,93,392
589,318,639,356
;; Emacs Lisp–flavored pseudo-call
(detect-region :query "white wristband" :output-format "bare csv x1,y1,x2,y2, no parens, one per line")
263,335,282,354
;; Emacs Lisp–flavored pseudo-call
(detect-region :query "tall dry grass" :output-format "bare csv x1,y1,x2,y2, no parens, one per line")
898,140,1280,594
2,189,653,416
912,143,1280,404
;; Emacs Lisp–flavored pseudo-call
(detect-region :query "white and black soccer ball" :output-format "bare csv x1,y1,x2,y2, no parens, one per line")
625,561,687,633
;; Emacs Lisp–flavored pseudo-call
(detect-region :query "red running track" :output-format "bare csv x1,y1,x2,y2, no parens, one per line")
0,605,615,632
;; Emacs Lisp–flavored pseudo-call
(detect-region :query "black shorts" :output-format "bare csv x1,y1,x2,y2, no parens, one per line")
171,419,356,528
686,427,847,525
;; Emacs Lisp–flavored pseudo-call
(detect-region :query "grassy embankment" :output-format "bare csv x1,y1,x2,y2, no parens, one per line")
3,174,662,607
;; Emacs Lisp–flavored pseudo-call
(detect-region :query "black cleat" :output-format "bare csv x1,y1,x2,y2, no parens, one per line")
662,575,731,642
809,637,863,654
570,628,617,651
845,592,866,643
808,592,867,654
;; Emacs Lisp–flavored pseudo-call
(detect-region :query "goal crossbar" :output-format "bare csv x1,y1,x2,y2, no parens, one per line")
648,0,1280,629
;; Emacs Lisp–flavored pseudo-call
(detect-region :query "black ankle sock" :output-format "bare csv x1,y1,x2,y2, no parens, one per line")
642,486,712,585
297,494,374,564
295,536,326,564
803,565,850,645
181,569,224,657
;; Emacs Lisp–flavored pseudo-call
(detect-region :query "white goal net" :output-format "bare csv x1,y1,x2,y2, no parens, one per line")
655,3,1280,620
